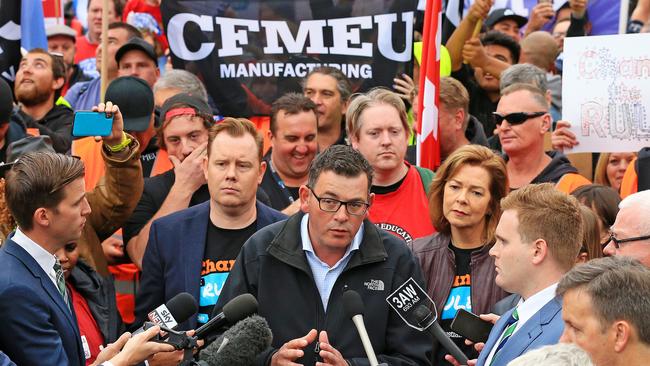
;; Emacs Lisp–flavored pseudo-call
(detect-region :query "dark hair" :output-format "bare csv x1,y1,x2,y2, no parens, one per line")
557,256,650,344
308,145,373,192
303,66,353,101
5,152,84,231
571,184,621,229
270,93,318,134
208,117,263,162
481,30,521,64
108,22,143,40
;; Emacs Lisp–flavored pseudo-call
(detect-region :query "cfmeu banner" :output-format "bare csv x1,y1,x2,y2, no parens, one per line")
161,0,417,117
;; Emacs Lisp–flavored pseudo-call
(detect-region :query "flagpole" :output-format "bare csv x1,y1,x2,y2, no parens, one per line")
100,0,109,102
619,0,630,34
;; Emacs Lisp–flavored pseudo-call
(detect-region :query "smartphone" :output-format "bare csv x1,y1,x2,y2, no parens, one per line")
450,309,494,343
72,111,113,137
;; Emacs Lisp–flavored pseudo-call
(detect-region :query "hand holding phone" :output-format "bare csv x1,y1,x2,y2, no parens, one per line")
73,111,113,137
450,309,494,344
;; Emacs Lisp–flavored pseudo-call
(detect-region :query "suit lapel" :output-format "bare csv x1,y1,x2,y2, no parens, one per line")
478,308,513,365
182,203,210,328
494,298,562,362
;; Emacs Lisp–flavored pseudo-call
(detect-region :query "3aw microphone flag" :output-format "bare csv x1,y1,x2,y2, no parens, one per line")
416,0,442,170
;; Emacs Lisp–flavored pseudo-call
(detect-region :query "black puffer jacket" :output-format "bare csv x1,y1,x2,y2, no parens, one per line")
215,213,433,366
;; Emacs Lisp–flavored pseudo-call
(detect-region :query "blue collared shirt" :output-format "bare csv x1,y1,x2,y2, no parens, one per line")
301,214,363,311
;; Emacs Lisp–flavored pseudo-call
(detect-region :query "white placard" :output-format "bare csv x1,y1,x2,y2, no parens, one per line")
562,34,650,153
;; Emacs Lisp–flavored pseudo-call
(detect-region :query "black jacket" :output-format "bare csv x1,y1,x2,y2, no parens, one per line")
69,260,124,344
215,213,433,366
11,104,73,153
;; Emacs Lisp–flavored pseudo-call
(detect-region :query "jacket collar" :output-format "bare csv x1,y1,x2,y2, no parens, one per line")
267,212,387,274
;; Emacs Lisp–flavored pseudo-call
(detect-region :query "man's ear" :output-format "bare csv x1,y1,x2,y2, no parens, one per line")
32,207,51,229
531,238,548,265
454,109,465,131
612,320,632,353
258,160,267,184
299,185,311,214
52,77,65,92
202,155,208,181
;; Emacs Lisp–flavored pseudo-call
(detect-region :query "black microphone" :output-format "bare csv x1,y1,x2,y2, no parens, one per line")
342,290,382,366
413,305,469,365
198,315,272,366
194,293,258,339
133,292,198,334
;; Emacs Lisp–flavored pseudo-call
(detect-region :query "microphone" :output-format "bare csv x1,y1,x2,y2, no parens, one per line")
413,305,469,365
198,315,272,366
134,292,198,334
194,293,258,339
342,290,379,366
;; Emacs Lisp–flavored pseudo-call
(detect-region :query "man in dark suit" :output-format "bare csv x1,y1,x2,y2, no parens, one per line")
473,183,583,366
0,151,89,365
135,118,285,343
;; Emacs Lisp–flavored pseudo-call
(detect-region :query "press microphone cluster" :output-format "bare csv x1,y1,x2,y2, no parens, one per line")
194,293,259,339
134,292,198,335
198,315,272,366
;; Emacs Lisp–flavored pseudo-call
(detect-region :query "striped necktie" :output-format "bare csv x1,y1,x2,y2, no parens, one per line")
53,259,70,309
489,307,519,365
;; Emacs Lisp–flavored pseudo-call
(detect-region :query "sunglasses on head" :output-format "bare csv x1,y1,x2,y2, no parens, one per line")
492,111,546,126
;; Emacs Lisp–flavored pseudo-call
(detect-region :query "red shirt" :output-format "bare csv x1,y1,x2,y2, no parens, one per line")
74,35,97,64
369,164,435,243
67,283,105,365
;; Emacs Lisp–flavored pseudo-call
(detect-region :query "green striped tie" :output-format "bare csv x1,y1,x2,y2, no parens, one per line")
490,307,519,365
53,259,70,309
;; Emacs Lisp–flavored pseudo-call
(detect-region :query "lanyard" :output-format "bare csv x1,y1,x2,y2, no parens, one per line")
268,159,295,203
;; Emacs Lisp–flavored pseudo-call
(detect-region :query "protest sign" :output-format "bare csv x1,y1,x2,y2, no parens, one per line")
563,34,650,153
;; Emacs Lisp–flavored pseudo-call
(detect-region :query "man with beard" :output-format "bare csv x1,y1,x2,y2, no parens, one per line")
11,49,73,153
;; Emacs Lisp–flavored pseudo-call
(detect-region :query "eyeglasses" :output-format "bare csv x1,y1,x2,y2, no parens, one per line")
492,111,547,126
602,233,650,249
308,187,369,216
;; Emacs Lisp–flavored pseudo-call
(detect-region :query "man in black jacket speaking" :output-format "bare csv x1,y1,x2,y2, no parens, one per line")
216,145,432,366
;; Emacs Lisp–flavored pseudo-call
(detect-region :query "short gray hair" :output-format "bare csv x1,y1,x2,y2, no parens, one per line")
506,343,594,366
303,66,352,102
153,70,208,103
500,64,548,94
556,256,650,344
501,83,548,111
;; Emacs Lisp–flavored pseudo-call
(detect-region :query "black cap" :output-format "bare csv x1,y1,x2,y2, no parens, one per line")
7,136,55,162
160,93,212,124
115,37,157,65
0,78,13,124
105,76,154,132
486,8,528,28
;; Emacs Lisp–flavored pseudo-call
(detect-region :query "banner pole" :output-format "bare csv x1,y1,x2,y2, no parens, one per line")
100,0,109,102
619,0,630,34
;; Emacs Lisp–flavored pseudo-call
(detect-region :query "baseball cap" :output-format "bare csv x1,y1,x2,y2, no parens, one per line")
0,78,13,124
46,24,77,41
105,76,154,132
115,37,157,65
486,8,528,29
160,93,212,124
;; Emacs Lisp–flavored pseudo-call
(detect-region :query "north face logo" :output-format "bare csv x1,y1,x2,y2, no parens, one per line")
364,279,385,291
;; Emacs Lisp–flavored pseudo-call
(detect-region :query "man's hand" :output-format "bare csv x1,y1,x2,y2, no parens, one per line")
479,313,500,325
570,0,588,18
93,101,125,147
393,73,416,105
551,120,579,152
147,330,204,366
271,329,318,366
93,326,176,366
101,234,125,264
444,354,477,366
169,142,208,194
281,200,302,216
91,332,131,366
467,0,493,22
317,330,348,366
526,2,555,34
462,38,490,68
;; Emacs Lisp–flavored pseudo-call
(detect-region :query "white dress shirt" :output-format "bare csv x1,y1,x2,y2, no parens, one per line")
11,228,58,289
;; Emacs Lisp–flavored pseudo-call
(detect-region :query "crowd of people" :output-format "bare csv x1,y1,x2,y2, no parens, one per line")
0,0,649,365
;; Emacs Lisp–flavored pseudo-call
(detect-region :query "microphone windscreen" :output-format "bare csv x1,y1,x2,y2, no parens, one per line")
220,293,259,323
342,290,364,318
167,292,199,323
200,315,273,366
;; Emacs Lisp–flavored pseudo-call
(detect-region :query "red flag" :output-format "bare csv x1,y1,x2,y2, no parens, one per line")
416,0,442,170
